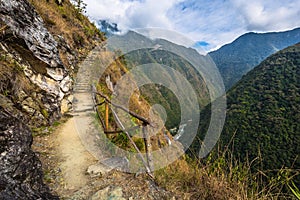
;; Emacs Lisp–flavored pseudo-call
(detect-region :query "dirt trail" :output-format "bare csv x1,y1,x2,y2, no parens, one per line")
55,117,97,192
53,47,105,196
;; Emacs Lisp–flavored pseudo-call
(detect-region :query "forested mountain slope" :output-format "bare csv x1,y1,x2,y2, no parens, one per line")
194,43,300,180
209,28,300,90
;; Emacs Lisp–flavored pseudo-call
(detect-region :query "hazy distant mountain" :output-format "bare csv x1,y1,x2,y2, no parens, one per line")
193,43,300,181
209,28,300,90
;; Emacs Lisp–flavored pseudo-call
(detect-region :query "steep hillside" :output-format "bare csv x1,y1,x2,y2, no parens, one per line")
0,0,103,198
108,31,212,129
92,35,248,200
125,48,209,129
193,43,300,184
209,28,300,89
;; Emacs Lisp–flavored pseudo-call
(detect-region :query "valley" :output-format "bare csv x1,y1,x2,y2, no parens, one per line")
0,0,299,199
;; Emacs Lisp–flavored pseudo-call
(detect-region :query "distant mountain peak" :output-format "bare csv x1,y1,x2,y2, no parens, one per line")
96,20,120,37
209,27,300,90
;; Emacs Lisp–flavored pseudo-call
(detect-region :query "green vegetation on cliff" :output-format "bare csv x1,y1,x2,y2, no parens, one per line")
192,43,300,193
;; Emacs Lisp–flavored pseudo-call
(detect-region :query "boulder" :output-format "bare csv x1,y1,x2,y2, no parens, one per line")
87,163,112,178
91,186,126,200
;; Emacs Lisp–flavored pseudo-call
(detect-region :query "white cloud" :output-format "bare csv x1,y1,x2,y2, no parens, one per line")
83,0,136,27
124,0,183,29
83,0,300,51
231,0,300,31
83,0,183,30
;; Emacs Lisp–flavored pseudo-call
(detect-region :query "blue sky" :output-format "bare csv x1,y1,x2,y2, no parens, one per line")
83,0,300,51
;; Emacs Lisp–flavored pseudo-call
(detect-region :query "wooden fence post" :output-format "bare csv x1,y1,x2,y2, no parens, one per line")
143,125,154,173
111,108,154,179
105,102,109,131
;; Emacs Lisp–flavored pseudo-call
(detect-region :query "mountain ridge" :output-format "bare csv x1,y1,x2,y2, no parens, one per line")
209,27,300,90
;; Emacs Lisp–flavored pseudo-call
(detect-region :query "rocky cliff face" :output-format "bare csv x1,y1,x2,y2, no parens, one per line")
0,0,72,125
0,106,58,199
0,0,103,198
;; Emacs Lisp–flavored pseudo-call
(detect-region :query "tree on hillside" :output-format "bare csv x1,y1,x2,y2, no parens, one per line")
71,0,87,13
55,0,64,6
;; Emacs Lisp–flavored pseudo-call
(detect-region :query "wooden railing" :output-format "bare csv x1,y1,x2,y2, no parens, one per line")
91,85,154,178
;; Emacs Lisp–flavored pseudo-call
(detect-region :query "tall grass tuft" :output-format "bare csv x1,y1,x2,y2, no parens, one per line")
154,144,299,200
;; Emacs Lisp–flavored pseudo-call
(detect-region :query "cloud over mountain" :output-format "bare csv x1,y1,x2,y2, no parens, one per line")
83,0,300,51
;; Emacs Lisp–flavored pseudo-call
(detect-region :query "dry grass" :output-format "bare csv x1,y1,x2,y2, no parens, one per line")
154,147,300,200
28,0,105,68
154,156,249,200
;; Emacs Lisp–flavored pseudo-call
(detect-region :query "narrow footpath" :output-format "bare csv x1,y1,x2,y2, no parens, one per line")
33,48,178,199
